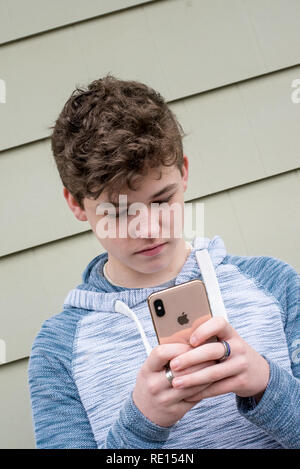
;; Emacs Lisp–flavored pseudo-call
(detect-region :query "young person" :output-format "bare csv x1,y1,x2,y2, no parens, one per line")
28,74,300,449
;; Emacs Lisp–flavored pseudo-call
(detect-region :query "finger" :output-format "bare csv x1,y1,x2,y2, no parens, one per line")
148,343,193,372
158,360,215,393
158,361,216,394
159,379,211,404
189,317,235,347
169,342,226,371
175,360,217,377
184,375,240,402
180,382,211,400
172,357,239,389
173,384,211,402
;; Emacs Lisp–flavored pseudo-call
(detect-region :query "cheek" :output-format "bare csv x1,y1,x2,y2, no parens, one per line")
98,238,128,263
162,203,184,237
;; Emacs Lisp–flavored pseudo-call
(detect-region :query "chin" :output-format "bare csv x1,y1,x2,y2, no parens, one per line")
137,257,170,274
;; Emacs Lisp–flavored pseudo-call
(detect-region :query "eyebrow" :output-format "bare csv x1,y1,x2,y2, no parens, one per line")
109,183,178,208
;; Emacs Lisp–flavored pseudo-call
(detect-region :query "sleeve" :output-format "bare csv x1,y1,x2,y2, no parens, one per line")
105,392,172,449
28,318,172,449
28,348,98,449
235,257,300,449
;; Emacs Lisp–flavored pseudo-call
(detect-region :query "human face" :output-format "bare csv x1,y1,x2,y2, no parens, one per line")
64,155,189,285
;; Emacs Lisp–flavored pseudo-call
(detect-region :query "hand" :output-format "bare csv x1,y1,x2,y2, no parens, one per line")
168,317,270,403
132,342,216,427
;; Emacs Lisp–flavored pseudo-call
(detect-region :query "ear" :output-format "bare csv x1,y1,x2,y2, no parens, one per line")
181,155,189,191
63,187,88,221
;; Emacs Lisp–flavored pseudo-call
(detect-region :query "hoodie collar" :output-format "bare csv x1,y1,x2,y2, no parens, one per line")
63,235,227,311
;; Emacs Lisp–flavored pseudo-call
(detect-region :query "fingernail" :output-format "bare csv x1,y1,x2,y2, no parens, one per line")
190,336,197,346
173,378,184,388
171,358,180,370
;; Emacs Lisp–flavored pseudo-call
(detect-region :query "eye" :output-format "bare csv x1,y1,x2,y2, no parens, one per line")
110,210,127,219
153,194,174,205
112,194,175,218
117,211,127,218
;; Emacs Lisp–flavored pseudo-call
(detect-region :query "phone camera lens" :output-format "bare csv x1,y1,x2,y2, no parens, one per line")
154,299,165,317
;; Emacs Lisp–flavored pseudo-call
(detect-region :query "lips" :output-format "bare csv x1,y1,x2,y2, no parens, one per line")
136,242,167,253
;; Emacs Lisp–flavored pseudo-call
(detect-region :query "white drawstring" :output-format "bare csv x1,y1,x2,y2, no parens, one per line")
195,249,228,321
114,300,153,356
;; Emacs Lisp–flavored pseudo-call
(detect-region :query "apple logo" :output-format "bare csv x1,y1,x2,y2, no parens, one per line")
177,312,189,325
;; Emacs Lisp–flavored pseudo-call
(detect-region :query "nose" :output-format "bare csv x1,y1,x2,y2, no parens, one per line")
129,204,161,239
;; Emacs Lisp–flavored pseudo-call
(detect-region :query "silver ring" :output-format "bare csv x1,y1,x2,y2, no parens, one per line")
219,340,231,361
165,366,174,386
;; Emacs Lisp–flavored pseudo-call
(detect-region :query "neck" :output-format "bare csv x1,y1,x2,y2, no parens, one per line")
104,239,191,288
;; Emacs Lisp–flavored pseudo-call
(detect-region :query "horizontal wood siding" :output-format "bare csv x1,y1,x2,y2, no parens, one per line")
0,0,299,449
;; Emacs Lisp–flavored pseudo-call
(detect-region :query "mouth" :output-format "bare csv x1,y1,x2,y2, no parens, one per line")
135,242,168,255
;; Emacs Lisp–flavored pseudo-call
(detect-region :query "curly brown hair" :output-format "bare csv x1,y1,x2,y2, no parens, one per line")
50,73,186,210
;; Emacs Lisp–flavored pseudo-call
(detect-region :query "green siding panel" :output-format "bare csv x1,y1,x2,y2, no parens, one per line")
2,0,300,151
0,140,89,257
0,0,155,44
243,0,300,70
0,231,102,364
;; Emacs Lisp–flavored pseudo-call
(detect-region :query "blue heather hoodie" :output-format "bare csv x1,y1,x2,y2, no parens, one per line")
28,235,300,449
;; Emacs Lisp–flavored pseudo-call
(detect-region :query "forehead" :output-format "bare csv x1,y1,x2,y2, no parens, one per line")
107,165,180,204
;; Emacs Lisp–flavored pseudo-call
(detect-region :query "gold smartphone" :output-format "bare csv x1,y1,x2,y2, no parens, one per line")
147,279,216,345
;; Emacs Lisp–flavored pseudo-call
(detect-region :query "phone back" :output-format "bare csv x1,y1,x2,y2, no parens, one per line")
147,279,213,345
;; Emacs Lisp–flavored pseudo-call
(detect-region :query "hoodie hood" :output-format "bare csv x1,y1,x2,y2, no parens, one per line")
63,235,228,355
